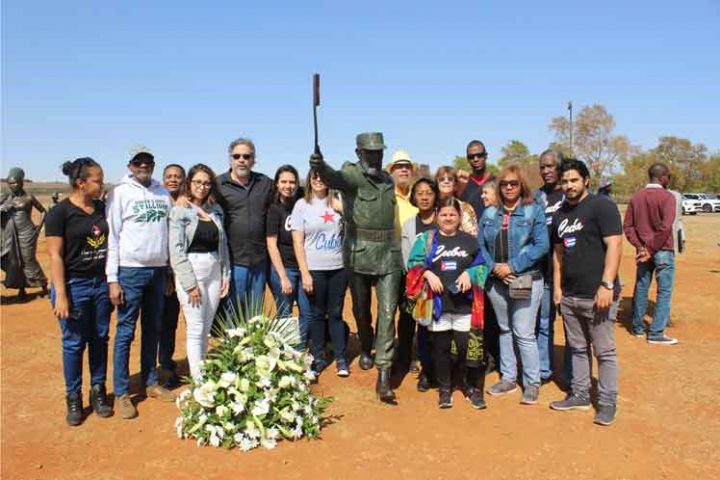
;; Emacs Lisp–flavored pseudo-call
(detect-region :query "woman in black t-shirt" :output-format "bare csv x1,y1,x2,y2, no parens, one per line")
266,165,311,349
46,158,113,426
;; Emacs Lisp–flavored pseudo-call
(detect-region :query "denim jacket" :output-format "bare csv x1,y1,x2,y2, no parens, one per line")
169,203,231,291
478,202,549,274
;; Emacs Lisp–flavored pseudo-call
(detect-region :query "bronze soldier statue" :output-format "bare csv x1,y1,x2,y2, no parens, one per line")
1,167,48,299
310,132,403,402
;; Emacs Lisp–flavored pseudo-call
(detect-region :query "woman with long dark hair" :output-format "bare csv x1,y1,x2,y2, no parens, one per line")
478,165,549,405
169,164,231,379
266,165,310,348
291,168,347,378
46,157,113,425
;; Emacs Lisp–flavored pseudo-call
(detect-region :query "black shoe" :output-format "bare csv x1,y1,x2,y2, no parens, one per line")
375,370,396,403
162,370,181,389
541,375,553,386
438,388,453,409
90,384,113,418
417,372,431,392
66,392,84,426
359,353,374,371
466,387,487,410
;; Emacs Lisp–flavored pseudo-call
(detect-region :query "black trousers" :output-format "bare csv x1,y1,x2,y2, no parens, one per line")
158,292,180,371
431,330,469,389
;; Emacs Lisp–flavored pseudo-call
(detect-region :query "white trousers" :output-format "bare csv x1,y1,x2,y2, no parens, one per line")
175,252,222,379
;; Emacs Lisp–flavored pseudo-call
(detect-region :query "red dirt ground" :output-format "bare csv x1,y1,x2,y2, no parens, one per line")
2,212,719,479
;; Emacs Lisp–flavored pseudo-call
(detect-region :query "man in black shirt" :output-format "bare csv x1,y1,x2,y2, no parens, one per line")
533,150,567,386
550,159,622,426
216,138,274,307
457,140,496,220
159,164,185,388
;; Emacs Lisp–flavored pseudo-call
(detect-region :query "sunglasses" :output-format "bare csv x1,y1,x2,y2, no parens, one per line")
467,153,487,160
499,180,520,188
231,153,254,160
130,158,154,167
438,176,456,183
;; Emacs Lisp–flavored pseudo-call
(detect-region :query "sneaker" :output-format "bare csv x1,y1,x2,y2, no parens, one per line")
438,388,453,409
520,385,539,405
145,383,176,402
466,387,487,410
487,379,518,396
336,360,350,378
593,403,617,426
89,384,113,418
647,335,678,345
65,392,84,426
117,394,138,419
632,331,646,338
549,393,591,411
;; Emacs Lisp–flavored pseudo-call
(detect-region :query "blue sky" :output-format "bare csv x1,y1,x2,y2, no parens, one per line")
2,0,719,181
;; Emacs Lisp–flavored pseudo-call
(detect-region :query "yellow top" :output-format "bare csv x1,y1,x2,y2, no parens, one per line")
394,187,418,239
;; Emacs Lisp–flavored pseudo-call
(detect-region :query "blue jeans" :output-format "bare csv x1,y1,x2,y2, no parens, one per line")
113,266,166,396
231,261,268,309
268,266,311,349
487,277,543,387
536,282,555,380
51,277,111,395
632,250,675,338
309,269,348,367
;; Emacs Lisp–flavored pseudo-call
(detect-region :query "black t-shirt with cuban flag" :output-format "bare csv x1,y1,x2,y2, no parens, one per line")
430,231,478,314
45,199,109,278
551,194,622,299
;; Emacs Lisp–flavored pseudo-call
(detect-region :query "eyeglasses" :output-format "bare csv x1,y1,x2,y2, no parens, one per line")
231,153,254,160
438,176,455,183
191,180,213,189
499,180,520,188
467,153,487,160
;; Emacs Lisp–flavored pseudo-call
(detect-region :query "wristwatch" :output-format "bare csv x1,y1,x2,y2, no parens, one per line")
600,280,614,290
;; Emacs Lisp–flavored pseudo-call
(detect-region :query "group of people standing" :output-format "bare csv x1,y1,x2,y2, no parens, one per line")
28,131,681,429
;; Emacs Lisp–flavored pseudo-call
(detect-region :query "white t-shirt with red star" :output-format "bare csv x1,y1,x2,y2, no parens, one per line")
290,196,343,271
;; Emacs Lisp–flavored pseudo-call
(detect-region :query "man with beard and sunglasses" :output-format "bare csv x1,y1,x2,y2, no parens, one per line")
550,159,622,426
216,138,274,309
457,140,496,220
310,132,403,403
106,146,176,419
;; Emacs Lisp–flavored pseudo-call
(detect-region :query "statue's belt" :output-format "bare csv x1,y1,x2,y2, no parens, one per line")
353,228,395,242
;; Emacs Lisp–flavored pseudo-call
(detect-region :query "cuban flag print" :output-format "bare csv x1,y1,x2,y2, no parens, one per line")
563,237,576,248
441,260,457,271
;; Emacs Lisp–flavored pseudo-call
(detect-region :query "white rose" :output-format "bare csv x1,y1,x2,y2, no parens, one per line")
278,376,294,389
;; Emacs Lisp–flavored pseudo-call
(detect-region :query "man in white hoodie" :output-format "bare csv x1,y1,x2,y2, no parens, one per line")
106,146,175,419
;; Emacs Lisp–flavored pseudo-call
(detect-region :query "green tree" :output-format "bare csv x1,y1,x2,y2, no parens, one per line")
550,104,636,181
497,140,538,167
651,136,708,191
